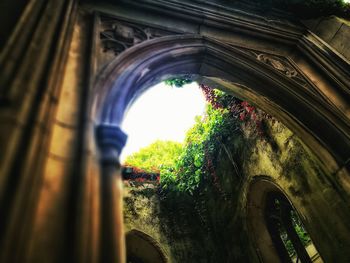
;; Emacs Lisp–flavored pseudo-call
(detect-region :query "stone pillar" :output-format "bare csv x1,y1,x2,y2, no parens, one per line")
95,124,127,263
0,0,78,262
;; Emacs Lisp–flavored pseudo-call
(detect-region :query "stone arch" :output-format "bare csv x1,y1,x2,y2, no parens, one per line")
92,34,350,175
125,230,167,263
91,33,350,263
2,2,350,263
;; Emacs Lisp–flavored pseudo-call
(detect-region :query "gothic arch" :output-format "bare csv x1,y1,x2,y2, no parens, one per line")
2,1,350,262
92,34,350,176
247,178,287,263
246,178,322,263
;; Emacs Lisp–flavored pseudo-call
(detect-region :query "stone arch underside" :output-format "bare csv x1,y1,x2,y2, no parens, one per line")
92,34,350,177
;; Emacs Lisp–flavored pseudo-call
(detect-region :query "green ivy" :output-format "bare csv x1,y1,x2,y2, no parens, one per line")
161,103,239,194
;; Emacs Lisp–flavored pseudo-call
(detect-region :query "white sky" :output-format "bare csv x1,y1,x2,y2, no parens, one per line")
120,82,207,162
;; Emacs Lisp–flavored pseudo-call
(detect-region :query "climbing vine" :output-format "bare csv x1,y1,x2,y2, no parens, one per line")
160,103,238,193
160,84,272,194
200,84,272,137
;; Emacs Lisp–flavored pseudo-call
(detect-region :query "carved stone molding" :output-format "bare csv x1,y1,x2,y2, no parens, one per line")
236,46,311,88
99,16,179,56
256,53,297,78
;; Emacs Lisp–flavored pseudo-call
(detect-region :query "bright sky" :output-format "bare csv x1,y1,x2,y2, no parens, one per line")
120,82,207,162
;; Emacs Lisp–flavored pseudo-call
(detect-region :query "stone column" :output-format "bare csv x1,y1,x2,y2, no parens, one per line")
95,124,127,263
0,0,78,262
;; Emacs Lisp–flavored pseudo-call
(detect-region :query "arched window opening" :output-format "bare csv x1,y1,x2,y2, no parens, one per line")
265,192,322,263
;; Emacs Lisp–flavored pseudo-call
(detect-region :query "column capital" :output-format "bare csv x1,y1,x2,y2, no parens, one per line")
95,124,128,164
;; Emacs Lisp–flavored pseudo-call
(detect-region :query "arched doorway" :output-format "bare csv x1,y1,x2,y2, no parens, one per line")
126,230,167,263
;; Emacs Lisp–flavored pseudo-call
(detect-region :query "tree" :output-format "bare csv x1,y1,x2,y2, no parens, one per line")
123,140,183,173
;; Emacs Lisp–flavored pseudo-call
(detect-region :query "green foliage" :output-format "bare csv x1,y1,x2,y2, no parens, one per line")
164,78,192,88
124,140,183,173
291,210,311,246
160,104,238,194
124,102,237,194
281,210,312,257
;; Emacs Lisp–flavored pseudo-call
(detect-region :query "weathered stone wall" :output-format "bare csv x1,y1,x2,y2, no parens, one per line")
303,16,350,61
123,119,350,262
240,121,350,262
123,182,172,261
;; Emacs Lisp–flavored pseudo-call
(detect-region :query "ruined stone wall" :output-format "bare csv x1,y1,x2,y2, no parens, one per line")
123,119,350,262
303,16,350,61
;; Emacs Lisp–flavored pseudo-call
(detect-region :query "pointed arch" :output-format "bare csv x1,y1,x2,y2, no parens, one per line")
246,178,323,263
